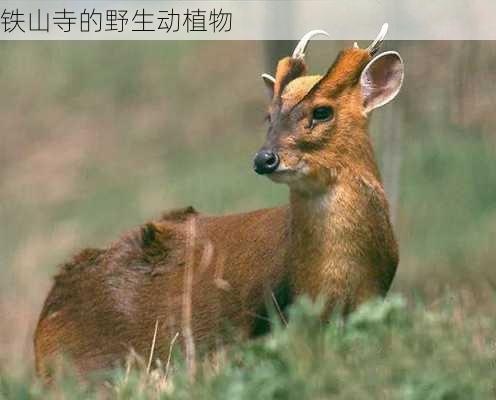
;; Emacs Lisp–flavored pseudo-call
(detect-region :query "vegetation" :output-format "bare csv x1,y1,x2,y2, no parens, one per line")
2,295,495,399
0,41,495,398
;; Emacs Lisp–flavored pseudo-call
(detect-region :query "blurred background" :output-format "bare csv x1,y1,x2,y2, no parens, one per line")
0,40,495,373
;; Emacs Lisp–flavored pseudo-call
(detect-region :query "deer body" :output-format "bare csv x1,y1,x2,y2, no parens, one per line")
34,206,291,378
35,25,402,380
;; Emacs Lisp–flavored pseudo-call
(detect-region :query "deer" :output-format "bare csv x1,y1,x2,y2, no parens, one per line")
34,23,403,382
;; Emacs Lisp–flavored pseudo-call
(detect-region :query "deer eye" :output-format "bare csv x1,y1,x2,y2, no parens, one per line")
312,106,333,123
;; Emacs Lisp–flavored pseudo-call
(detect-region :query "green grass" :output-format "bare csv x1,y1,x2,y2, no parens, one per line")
1,295,494,399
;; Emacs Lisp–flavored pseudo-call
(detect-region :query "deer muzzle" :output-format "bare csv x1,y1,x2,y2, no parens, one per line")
253,149,280,175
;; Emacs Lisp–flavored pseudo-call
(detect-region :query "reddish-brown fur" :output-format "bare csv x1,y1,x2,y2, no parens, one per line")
34,38,401,381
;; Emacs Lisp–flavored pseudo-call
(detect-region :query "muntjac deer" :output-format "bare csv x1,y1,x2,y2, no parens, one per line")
35,24,402,381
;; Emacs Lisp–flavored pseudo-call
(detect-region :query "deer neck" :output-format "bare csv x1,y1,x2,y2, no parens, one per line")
288,187,336,256
286,136,383,283
288,131,380,244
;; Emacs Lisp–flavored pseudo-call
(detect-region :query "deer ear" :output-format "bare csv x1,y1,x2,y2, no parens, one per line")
261,73,275,99
360,51,404,113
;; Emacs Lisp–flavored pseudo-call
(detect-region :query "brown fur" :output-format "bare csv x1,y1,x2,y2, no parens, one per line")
34,45,399,381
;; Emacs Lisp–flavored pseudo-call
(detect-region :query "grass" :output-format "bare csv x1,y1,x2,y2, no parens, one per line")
1,294,495,399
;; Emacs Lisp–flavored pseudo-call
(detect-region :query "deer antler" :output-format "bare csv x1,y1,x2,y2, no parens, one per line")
367,23,388,56
261,73,276,83
260,30,330,83
292,29,330,60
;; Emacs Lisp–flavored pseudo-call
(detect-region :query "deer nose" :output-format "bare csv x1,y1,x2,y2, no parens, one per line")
253,149,280,175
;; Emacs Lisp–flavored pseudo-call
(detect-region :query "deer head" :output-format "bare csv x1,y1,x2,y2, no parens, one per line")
253,24,404,194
